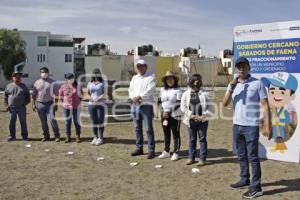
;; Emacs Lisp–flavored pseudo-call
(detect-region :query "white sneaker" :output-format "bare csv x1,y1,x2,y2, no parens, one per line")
90,137,97,145
158,151,170,159
171,153,179,161
95,138,103,146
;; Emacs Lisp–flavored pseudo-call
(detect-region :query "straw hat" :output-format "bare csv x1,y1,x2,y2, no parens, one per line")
161,71,179,82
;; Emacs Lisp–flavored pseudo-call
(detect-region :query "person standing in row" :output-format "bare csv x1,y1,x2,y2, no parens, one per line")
129,59,157,159
87,68,106,146
32,67,61,142
158,71,182,161
4,70,30,141
59,73,83,143
223,57,271,199
181,74,213,165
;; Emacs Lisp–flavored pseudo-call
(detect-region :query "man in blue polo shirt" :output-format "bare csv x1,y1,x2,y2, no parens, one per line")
223,57,271,199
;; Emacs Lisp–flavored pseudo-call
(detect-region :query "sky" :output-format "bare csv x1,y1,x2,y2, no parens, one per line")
0,0,300,56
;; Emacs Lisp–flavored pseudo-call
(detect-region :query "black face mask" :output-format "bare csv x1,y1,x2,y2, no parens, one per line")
92,74,102,82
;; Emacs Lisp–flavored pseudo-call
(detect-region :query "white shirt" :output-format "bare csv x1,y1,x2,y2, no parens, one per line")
160,87,182,112
128,72,156,104
87,81,106,105
180,88,213,127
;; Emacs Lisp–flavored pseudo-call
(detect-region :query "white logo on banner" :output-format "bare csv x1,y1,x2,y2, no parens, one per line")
272,72,289,85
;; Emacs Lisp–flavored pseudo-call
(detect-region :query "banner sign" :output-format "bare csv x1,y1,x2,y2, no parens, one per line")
234,38,300,73
234,20,300,163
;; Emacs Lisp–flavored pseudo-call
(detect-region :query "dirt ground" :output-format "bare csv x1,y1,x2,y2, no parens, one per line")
0,91,299,200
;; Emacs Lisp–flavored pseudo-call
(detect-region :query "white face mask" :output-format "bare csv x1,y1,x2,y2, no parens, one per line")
67,78,75,84
41,72,49,79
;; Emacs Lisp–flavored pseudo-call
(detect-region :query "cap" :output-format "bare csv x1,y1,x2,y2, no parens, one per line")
136,59,147,66
12,62,25,76
12,71,22,77
261,72,298,92
92,68,101,74
235,57,250,67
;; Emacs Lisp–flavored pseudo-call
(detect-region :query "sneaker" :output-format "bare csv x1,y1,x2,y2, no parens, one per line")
76,136,81,143
230,181,250,190
185,159,197,165
197,159,206,166
242,188,263,199
147,151,155,159
41,136,50,142
158,151,170,159
22,137,30,141
171,153,179,161
7,137,16,142
55,137,61,142
131,149,144,156
95,138,104,146
90,137,97,145
65,136,71,143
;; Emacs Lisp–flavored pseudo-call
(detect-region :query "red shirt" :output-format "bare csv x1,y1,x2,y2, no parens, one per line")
59,84,83,109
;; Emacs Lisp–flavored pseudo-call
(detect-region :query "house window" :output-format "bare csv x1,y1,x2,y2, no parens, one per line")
37,54,46,63
227,61,232,68
37,36,47,46
65,54,72,62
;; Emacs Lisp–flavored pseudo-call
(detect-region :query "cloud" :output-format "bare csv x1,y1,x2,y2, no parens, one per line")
120,26,132,33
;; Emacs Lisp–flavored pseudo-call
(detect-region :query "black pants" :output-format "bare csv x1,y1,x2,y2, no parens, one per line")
161,113,181,153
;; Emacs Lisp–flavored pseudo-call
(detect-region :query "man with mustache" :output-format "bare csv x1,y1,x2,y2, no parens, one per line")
4,69,30,141
223,57,271,199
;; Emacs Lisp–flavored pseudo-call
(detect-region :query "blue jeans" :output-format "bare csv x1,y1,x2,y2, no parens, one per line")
37,101,60,138
131,105,155,152
188,120,208,160
88,104,105,139
7,106,28,139
233,124,261,190
63,108,81,136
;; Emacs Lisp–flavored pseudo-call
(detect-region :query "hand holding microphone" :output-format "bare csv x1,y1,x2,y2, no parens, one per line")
229,76,239,92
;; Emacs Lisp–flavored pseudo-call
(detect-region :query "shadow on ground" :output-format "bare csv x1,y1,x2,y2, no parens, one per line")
262,178,300,195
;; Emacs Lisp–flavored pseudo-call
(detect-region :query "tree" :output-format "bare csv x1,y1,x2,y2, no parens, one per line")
0,29,26,80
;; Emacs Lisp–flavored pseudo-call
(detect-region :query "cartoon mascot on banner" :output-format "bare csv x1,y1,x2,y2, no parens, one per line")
261,72,298,153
